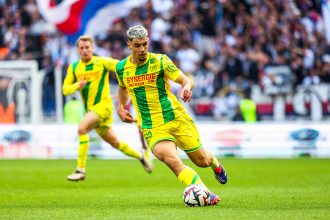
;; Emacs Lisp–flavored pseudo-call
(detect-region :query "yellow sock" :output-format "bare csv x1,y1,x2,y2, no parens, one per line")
178,166,204,186
211,156,220,170
77,134,89,170
118,141,141,159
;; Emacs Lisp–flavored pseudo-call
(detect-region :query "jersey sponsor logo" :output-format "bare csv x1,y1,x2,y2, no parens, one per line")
78,71,99,81
126,73,156,87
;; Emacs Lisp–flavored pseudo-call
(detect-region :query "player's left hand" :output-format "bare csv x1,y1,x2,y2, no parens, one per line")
180,87,192,103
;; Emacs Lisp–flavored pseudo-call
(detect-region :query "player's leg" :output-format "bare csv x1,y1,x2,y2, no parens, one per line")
67,111,99,181
99,127,153,173
187,148,227,184
150,123,220,206
137,124,152,162
175,113,227,184
152,140,206,186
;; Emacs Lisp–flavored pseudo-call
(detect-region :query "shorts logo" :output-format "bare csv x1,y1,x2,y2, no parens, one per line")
144,130,153,145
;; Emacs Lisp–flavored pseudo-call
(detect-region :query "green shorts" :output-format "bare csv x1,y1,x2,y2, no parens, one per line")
142,113,202,153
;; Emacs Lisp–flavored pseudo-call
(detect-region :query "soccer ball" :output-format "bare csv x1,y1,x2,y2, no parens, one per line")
183,184,210,207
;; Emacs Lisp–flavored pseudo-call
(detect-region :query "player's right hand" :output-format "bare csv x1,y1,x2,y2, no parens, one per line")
79,80,87,89
117,108,137,123
180,87,192,103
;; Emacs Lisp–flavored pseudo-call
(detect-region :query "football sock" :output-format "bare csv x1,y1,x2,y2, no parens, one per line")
143,148,151,161
118,141,141,159
211,156,222,173
178,166,204,186
77,134,89,170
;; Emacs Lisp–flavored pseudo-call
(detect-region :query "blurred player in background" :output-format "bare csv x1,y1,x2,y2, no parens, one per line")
112,93,153,162
116,25,227,205
62,35,152,181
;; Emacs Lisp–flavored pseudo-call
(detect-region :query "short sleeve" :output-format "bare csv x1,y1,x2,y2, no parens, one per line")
102,57,119,72
162,55,181,81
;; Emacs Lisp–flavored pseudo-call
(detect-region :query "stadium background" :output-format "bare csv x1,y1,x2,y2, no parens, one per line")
1,0,330,159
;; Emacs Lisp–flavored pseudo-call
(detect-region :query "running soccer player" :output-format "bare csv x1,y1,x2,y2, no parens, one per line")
115,25,227,205
63,35,152,181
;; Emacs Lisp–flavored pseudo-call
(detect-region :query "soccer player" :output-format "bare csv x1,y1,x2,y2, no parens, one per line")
62,35,153,181
115,25,227,205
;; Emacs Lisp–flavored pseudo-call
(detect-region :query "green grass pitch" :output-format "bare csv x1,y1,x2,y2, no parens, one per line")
0,158,329,219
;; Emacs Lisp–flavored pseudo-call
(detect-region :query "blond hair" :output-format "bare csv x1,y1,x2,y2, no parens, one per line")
75,35,94,46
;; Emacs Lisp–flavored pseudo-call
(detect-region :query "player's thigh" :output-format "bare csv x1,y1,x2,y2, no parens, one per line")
152,140,185,175
100,126,120,148
174,114,202,153
78,111,99,134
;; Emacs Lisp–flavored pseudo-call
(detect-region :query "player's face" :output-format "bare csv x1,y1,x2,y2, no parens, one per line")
128,37,149,63
77,40,93,62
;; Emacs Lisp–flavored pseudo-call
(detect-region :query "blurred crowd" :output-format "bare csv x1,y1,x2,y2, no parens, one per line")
1,0,330,120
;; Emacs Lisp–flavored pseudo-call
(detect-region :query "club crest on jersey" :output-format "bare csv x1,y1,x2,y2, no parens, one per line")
149,65,157,72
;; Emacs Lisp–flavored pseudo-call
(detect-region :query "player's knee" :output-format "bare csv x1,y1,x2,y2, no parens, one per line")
109,139,120,148
78,126,88,135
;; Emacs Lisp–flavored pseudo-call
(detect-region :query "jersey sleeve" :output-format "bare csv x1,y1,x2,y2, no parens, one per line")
62,64,80,96
115,59,126,87
162,55,181,81
102,57,118,73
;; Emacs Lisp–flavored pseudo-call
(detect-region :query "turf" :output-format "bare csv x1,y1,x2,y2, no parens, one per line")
0,158,329,220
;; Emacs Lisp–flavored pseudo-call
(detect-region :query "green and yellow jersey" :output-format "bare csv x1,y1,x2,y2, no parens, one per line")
63,56,118,111
116,53,186,129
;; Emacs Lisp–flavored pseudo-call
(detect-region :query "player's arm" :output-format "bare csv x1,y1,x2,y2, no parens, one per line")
62,64,86,96
175,73,195,103
162,55,195,102
102,56,119,73
117,86,137,123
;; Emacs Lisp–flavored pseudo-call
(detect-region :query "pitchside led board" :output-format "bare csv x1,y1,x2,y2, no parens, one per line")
0,123,329,159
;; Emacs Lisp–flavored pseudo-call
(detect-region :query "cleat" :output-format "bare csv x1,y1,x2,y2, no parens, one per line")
67,170,85,181
140,149,153,173
214,164,227,184
209,193,220,206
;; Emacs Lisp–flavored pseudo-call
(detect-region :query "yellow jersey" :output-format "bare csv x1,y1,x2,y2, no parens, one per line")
63,56,118,111
116,53,186,129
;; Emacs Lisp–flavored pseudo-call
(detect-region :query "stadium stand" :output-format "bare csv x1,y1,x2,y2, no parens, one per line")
0,0,329,122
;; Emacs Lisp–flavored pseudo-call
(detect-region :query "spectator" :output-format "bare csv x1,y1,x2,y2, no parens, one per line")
233,89,257,123
64,96,84,124
1,0,330,121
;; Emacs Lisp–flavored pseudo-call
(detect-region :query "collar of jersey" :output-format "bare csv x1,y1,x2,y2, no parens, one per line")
80,56,95,65
128,53,150,66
